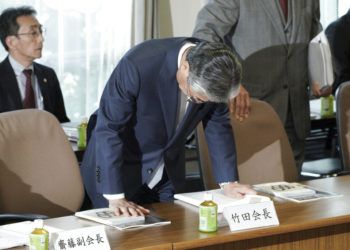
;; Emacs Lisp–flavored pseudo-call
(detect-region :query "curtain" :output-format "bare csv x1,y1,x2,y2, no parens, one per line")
0,0,133,120
131,0,159,45
131,0,173,46
338,0,350,16
320,0,350,28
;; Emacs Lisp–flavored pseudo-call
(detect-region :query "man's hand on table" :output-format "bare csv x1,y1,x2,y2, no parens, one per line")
109,198,150,217
222,182,257,199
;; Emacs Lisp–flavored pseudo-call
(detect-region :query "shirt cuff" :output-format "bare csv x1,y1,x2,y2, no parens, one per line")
103,193,125,200
219,181,238,189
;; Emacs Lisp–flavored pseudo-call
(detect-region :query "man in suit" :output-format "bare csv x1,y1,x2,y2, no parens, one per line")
193,0,327,174
81,38,256,216
0,6,69,123
325,9,350,94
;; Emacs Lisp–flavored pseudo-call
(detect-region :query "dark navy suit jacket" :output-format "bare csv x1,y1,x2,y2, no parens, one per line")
0,57,69,123
81,37,238,207
325,10,350,93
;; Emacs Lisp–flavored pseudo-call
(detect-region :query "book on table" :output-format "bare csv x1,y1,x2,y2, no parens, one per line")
253,181,341,203
75,208,170,230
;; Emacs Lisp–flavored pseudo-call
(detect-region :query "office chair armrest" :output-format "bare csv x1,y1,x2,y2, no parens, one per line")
0,213,49,224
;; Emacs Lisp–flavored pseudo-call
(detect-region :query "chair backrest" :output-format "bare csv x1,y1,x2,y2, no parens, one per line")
197,99,298,190
336,81,350,172
0,110,84,217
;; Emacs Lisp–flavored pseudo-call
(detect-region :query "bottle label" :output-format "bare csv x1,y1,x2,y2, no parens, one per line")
321,96,334,117
199,205,217,232
77,124,87,149
29,234,49,250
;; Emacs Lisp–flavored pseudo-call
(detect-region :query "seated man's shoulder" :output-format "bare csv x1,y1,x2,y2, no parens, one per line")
33,62,55,72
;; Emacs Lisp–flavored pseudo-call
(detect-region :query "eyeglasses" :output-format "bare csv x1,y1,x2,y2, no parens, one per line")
186,82,206,104
15,27,45,39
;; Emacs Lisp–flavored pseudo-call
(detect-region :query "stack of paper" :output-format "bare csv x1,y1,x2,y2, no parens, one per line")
174,189,270,213
0,221,61,249
254,182,315,197
61,122,79,142
75,208,170,230
75,208,145,226
253,181,341,202
0,228,27,249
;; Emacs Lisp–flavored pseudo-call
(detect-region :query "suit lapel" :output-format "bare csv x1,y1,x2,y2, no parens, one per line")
33,63,49,108
1,57,23,109
158,37,203,139
289,0,302,44
258,0,288,44
157,47,179,139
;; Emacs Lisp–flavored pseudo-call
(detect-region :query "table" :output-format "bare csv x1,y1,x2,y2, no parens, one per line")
14,176,350,249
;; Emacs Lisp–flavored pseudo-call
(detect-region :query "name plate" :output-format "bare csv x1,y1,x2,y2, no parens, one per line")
51,225,110,250
223,200,279,231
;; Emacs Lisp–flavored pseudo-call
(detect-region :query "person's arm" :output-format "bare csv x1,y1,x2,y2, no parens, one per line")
310,0,322,39
310,1,327,97
50,68,70,123
192,0,239,44
329,24,350,90
203,103,255,198
95,58,148,216
228,85,250,121
193,0,250,121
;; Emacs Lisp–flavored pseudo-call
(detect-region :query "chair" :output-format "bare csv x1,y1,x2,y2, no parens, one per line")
336,81,350,173
301,91,347,178
196,99,298,190
0,109,84,222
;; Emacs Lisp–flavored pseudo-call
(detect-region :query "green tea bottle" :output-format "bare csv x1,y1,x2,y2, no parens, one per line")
320,95,334,118
199,192,217,232
77,117,88,149
29,219,49,250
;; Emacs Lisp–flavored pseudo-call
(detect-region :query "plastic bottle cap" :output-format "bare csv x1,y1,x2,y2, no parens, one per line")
204,192,213,201
81,117,88,124
33,219,44,229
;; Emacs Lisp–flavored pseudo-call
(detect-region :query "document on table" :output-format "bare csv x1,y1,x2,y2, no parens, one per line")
254,181,341,203
75,208,170,230
174,189,270,213
0,220,62,249
0,228,27,249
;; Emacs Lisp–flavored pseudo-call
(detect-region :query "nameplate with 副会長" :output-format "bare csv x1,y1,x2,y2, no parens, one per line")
51,225,110,250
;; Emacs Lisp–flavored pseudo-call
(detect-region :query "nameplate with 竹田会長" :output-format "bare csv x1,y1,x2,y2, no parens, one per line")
223,200,279,231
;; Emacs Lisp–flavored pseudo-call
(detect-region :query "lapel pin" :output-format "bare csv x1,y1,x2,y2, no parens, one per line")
43,78,47,83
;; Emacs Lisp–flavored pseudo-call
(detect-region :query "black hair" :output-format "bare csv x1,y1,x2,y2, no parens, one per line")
0,6,36,51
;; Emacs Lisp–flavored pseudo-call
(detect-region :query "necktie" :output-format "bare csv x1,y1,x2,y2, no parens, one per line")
23,69,35,108
177,90,188,127
148,90,188,189
279,0,288,20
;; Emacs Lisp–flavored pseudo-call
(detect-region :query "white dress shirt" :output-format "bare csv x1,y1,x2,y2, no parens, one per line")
8,55,44,109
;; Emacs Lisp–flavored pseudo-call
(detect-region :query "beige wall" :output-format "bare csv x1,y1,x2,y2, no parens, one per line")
159,0,206,37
